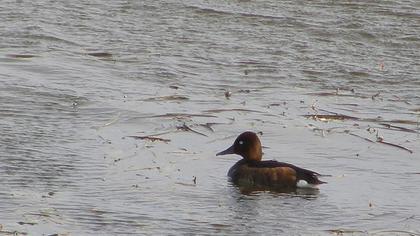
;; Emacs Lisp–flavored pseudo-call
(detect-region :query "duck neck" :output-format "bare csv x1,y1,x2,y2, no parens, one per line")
242,153,262,162
243,147,262,162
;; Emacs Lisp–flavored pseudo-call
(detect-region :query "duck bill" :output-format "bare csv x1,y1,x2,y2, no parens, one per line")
216,145,235,156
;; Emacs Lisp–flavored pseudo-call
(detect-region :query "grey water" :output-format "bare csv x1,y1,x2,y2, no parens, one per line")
1,0,420,235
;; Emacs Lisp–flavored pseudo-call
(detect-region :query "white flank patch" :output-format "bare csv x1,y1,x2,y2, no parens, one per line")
297,180,319,189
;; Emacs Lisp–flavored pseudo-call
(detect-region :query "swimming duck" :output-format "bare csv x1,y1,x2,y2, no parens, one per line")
217,131,325,189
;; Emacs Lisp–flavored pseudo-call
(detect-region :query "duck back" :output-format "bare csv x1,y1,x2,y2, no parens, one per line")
228,159,325,188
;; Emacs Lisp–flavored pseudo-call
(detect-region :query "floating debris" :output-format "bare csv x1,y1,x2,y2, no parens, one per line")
379,123,418,133
347,132,413,153
143,95,189,101
379,62,385,70
41,191,55,198
238,89,251,93
138,166,160,171
307,91,369,99
22,209,62,225
98,135,112,144
0,227,28,235
87,52,113,58
127,135,171,143
383,119,419,125
371,92,381,100
17,222,37,226
7,54,37,59
377,139,413,154
369,230,420,236
204,108,264,113
140,113,216,119
198,122,218,132
224,90,232,99
177,123,207,137
303,114,359,121
326,229,365,235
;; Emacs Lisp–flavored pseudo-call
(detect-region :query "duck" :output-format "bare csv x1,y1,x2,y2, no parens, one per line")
216,131,325,190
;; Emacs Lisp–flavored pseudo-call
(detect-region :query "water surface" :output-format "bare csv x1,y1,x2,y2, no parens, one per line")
1,0,419,235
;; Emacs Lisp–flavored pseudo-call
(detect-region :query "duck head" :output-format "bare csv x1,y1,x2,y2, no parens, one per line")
217,131,262,162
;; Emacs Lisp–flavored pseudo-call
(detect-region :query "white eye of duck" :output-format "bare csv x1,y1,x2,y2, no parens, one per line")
239,140,244,145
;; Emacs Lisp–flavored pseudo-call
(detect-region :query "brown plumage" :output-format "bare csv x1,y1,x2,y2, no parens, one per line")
217,131,325,189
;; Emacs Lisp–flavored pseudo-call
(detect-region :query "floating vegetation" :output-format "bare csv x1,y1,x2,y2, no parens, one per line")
325,229,366,235
140,113,216,119
126,123,213,144
127,135,171,143
303,114,359,121
143,95,189,101
197,122,227,132
381,119,419,125
22,209,62,225
0,226,28,235
306,90,368,99
304,113,419,126
177,123,207,137
7,54,37,59
203,108,264,113
379,123,418,133
238,89,251,93
371,92,381,100
87,52,113,58
308,89,418,106
167,148,197,155
309,119,415,153
370,230,420,236
334,103,359,107
377,139,413,154
17,221,37,226
347,132,375,143
268,101,287,107
347,132,413,153
198,123,216,132
137,166,161,171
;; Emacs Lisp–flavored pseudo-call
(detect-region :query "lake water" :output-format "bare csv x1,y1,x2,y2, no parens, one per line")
1,0,419,235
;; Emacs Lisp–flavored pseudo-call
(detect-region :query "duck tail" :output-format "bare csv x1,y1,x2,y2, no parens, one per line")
297,169,327,185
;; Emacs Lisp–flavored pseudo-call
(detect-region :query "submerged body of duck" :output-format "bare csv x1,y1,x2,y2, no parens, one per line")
217,132,325,190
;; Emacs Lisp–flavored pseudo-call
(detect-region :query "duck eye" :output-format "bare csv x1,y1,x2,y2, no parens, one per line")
239,140,244,145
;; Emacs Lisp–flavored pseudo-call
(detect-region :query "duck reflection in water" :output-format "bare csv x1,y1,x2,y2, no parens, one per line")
217,132,326,194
